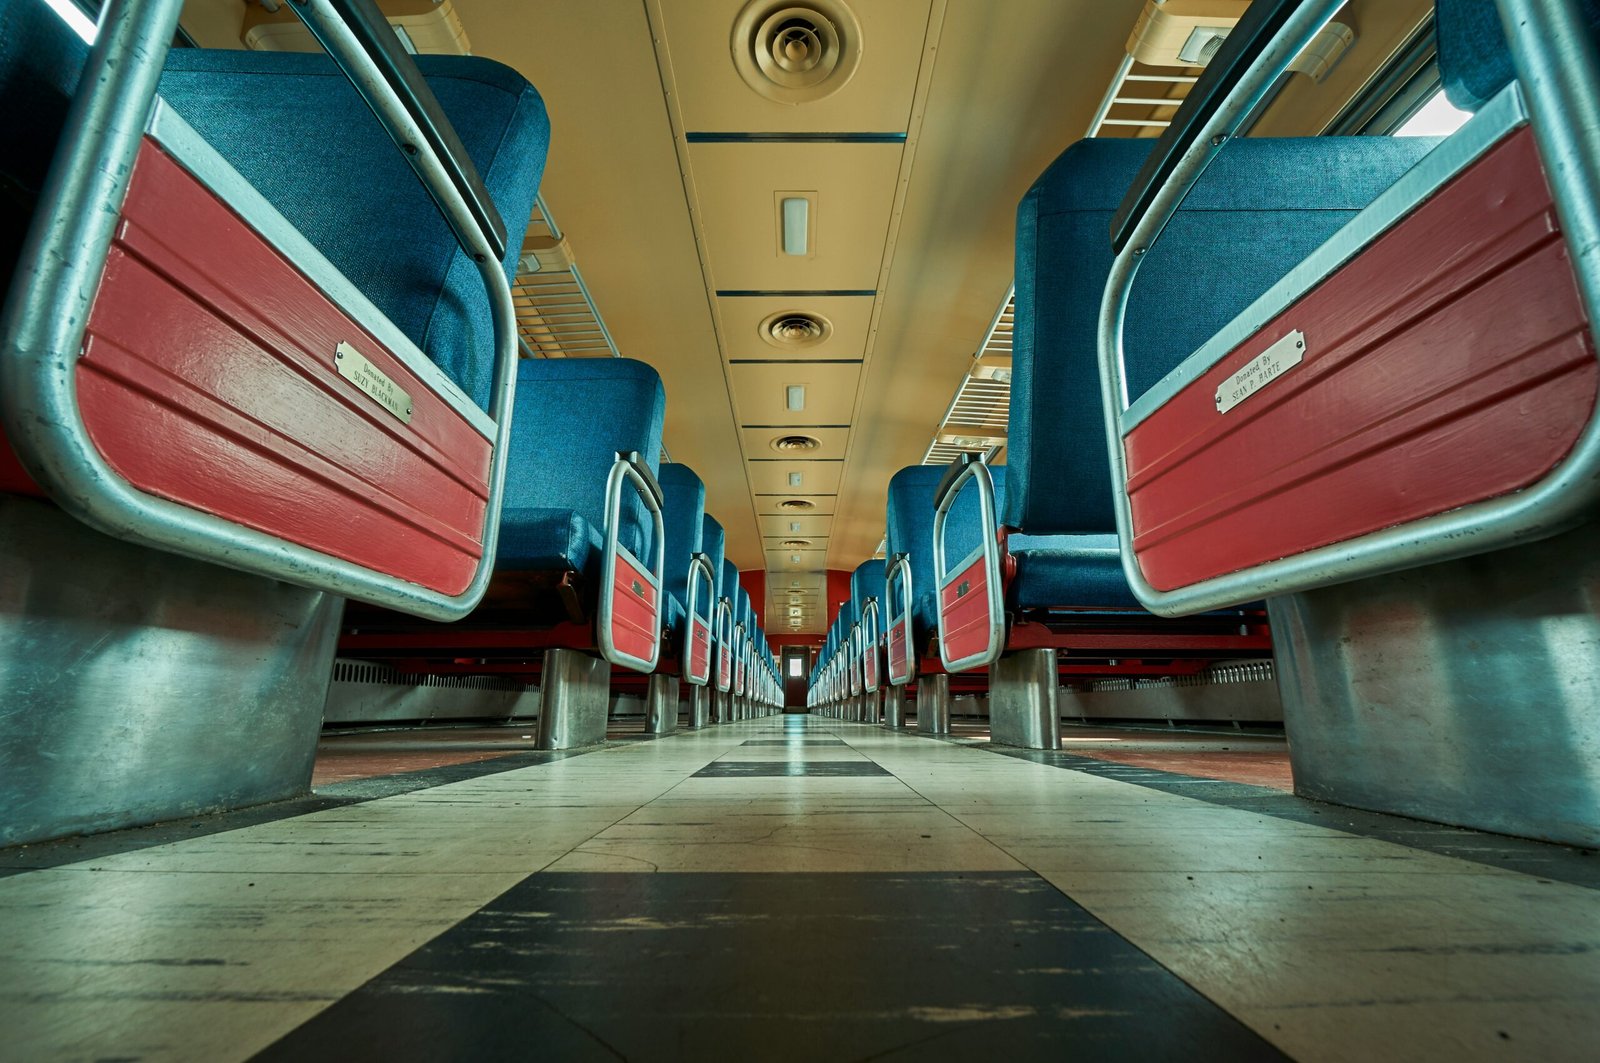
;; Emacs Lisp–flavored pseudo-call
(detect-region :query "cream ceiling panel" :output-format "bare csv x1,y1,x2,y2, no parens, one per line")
689,142,902,292
454,1,762,570
755,494,836,516
741,426,850,460
655,0,933,133
759,514,833,537
720,295,875,361
747,460,843,495
767,547,830,569
731,362,860,426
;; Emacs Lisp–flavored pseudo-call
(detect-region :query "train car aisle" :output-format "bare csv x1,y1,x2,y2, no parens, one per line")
1,715,1595,1062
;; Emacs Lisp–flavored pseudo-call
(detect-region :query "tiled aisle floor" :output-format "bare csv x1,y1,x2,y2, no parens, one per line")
1,715,1595,1061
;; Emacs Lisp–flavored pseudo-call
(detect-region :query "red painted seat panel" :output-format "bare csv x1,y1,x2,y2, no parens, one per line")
1124,128,1597,592
58,140,493,595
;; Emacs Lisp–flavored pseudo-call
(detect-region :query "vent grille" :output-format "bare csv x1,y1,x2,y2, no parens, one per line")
777,499,816,511
760,310,832,350
732,1,862,103
770,433,821,453
780,538,812,548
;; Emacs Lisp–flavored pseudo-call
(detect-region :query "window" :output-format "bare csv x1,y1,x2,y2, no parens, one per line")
1393,90,1472,137
787,657,803,678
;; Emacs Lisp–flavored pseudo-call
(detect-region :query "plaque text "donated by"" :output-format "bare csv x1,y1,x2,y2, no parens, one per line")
1215,329,1305,415
334,342,413,424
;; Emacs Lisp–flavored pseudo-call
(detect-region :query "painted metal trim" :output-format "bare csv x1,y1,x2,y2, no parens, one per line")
685,131,907,143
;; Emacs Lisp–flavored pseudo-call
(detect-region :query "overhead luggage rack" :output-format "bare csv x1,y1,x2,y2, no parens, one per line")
512,196,622,359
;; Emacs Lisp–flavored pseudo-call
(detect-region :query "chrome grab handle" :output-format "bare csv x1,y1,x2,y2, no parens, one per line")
683,551,716,686
0,0,522,621
931,454,1005,672
1095,0,1600,616
885,551,915,686
714,596,734,693
597,450,666,672
861,595,881,693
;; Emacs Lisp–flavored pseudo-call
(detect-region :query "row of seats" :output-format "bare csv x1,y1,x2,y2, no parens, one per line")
0,0,781,733
810,0,1600,742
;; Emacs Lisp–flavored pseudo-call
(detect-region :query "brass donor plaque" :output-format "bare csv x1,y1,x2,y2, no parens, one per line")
334,342,413,424
1215,329,1305,415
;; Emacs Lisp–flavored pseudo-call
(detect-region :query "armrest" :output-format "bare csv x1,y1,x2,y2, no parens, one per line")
291,0,508,259
933,453,981,513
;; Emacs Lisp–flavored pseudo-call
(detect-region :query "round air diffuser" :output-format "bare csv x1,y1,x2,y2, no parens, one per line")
731,1,862,104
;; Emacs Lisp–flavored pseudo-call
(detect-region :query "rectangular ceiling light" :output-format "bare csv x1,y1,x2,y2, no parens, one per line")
787,471,803,487
789,521,802,532
790,554,801,563
785,384,806,411
780,196,809,255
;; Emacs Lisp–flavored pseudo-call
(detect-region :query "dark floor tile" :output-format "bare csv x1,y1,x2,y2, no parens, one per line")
251,871,1286,1063
692,761,890,778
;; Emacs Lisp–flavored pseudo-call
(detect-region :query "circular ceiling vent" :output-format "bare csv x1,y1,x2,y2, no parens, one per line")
758,309,833,351
780,538,812,548
770,433,821,453
777,499,816,511
731,1,863,104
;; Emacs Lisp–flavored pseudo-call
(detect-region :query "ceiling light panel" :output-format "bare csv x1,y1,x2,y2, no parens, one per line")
732,362,860,424
688,143,901,290
747,462,842,495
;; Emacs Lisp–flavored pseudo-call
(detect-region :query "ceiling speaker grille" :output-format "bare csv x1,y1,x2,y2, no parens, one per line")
732,1,862,104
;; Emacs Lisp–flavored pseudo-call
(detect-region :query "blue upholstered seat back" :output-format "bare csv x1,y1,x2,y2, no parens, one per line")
701,516,726,620
850,558,886,616
499,358,664,572
1005,135,1438,535
0,0,89,299
1436,0,1600,112
158,49,549,411
658,464,706,605
885,466,942,614
720,557,739,612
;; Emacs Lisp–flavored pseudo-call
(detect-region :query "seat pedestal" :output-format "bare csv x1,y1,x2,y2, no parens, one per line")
0,497,343,848
860,691,880,724
989,649,1062,750
915,675,951,735
683,684,710,729
1271,521,1600,849
535,648,609,749
645,674,679,735
883,686,907,728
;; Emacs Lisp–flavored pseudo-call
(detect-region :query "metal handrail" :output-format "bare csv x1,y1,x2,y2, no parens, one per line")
682,551,716,686
932,455,1006,672
0,0,522,621
1094,0,1600,617
596,451,666,672
884,552,915,686
861,595,881,693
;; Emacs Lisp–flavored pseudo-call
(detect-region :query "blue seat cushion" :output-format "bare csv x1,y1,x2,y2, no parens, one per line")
158,49,550,410
1006,135,1438,536
1006,533,1143,610
500,358,665,574
497,508,603,576
1436,0,1600,112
